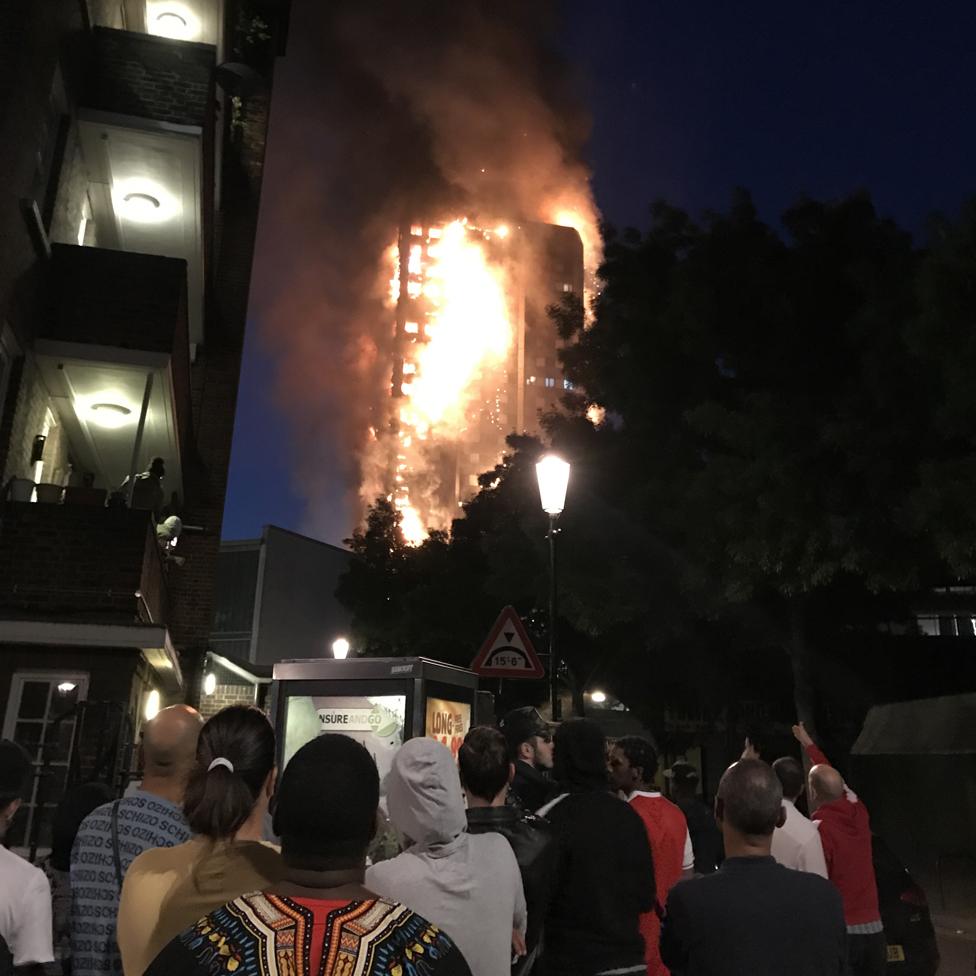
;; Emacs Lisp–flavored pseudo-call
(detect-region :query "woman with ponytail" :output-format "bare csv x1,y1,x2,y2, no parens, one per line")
117,705,284,976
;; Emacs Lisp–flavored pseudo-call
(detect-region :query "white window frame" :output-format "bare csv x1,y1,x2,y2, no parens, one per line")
3,670,90,855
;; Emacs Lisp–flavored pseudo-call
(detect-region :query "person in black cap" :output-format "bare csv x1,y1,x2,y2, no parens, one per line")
536,719,654,976
499,706,557,813
665,760,722,875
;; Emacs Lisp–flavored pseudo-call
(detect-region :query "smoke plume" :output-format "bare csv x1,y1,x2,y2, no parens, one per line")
250,0,600,544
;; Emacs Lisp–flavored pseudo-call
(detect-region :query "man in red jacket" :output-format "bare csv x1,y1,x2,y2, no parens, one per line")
793,722,886,976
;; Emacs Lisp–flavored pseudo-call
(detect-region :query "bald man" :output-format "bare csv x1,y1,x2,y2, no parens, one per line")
794,723,885,976
661,759,846,976
70,705,202,976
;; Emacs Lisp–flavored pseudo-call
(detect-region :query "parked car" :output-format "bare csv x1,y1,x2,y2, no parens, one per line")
872,835,940,975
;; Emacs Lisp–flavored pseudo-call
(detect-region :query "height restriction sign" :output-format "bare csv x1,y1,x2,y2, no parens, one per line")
471,606,545,679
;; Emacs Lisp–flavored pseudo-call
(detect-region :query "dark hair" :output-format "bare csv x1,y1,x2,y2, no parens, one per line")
718,759,783,836
458,727,510,802
614,736,658,783
772,756,805,801
272,733,378,867
0,740,31,808
183,705,275,839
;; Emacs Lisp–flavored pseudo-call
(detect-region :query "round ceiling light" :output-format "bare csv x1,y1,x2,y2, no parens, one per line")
87,402,133,429
148,3,201,41
123,191,161,219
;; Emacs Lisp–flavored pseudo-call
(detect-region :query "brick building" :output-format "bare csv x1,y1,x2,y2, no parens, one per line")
0,0,291,852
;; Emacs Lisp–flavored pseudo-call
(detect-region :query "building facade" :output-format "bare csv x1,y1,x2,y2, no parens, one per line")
202,525,353,718
0,0,290,851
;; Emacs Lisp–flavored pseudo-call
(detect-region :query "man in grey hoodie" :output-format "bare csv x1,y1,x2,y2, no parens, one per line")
366,737,527,976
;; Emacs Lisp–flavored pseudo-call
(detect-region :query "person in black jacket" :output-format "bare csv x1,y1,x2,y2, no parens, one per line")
537,718,654,976
460,727,558,976
664,761,723,874
660,759,847,976
500,707,558,814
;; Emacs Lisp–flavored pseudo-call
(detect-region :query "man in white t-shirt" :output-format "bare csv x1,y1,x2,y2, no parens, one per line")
0,739,54,971
770,756,828,877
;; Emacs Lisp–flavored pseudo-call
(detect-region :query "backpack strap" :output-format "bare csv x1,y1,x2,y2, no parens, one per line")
110,800,124,890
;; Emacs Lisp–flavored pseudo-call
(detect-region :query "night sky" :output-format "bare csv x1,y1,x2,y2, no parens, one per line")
221,0,976,544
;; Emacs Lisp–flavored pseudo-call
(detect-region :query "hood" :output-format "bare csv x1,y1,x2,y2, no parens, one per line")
553,718,609,793
386,737,467,851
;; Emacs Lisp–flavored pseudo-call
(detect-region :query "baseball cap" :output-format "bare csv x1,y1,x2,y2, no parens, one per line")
664,760,699,787
499,706,550,753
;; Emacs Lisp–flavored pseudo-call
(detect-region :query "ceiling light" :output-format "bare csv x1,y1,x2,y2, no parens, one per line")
144,689,161,721
81,399,135,430
590,690,607,704
203,672,216,696
57,681,77,694
112,179,179,224
147,2,201,41
122,192,161,219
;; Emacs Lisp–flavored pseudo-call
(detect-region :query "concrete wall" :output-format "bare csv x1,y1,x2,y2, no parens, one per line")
253,527,353,665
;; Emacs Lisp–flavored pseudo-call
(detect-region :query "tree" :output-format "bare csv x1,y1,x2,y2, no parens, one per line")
338,192,976,738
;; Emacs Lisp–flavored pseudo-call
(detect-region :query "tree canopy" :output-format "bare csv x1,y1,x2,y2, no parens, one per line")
338,192,976,737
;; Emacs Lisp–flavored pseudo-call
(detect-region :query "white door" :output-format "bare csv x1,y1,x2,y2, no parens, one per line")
2,671,89,853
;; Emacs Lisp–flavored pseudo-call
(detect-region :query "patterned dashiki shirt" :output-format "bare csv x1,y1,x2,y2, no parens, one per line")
145,891,472,976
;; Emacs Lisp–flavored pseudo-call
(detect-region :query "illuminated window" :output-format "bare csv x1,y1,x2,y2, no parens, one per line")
544,377,556,388
404,322,419,334
563,379,574,390
562,283,573,293
527,376,536,385
410,224,424,236
468,475,479,487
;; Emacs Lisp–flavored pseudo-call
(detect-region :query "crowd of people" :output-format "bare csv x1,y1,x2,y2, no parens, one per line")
0,701,889,976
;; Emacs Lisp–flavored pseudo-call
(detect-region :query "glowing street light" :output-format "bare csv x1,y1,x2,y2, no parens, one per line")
203,672,217,696
535,454,571,720
332,637,351,660
590,690,607,704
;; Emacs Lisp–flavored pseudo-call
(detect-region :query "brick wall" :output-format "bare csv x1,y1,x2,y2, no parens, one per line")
1,357,69,486
43,244,187,354
0,502,164,623
198,683,258,720
87,28,215,127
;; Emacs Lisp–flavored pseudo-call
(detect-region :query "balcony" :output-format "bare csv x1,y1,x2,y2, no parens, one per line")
0,502,181,690
30,244,191,500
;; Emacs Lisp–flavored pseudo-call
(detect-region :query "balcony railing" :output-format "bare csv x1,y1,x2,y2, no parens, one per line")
0,502,168,626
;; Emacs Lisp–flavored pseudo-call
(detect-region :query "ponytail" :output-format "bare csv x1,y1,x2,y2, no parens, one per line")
183,705,275,839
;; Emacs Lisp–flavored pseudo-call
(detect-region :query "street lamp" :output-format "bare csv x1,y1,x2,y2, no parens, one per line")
332,637,351,660
536,454,570,721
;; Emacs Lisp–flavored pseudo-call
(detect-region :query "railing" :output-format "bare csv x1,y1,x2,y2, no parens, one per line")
0,502,168,626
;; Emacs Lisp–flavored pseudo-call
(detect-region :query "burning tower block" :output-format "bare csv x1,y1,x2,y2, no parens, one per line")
385,218,583,541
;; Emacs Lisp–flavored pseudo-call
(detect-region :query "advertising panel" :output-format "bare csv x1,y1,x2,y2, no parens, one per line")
425,697,471,760
283,694,406,784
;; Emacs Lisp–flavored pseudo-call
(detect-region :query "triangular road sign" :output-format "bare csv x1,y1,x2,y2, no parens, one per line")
471,606,544,679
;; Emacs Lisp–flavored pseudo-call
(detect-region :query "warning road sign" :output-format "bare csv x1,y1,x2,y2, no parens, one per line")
471,606,544,679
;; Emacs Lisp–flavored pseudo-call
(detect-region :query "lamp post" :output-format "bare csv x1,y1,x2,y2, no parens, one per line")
535,454,570,722
331,637,350,660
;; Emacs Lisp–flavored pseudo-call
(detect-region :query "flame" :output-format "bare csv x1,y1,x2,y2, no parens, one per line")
586,403,606,428
385,219,515,544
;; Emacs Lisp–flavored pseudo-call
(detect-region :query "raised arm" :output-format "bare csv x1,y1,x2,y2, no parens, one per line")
792,722,829,767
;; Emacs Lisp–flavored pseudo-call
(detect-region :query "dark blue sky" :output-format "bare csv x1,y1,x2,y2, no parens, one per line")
221,0,976,543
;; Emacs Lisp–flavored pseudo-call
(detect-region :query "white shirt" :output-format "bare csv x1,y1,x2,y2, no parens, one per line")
0,845,54,966
771,798,828,878
626,790,695,872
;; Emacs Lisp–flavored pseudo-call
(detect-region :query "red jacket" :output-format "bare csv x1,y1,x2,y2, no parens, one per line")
806,744,881,926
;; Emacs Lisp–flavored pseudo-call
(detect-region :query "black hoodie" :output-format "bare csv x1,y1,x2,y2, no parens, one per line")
537,720,655,976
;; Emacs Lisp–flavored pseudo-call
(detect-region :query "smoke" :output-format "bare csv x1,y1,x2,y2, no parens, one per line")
250,0,600,544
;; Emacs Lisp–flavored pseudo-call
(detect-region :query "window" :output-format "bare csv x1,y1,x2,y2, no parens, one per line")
563,379,574,390
544,377,556,388
527,375,536,385
562,283,573,293
2,671,89,852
